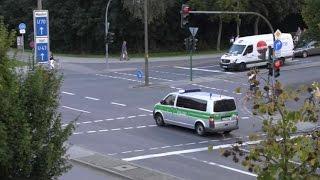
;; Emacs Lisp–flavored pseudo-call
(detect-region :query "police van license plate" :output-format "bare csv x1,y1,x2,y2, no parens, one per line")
222,66,227,68
222,117,230,121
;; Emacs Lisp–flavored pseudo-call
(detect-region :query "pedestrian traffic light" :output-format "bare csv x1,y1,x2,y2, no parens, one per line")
106,32,115,43
181,4,190,28
274,60,281,78
184,37,191,51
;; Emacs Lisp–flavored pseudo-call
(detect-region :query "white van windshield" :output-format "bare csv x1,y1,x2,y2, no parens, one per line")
228,44,246,55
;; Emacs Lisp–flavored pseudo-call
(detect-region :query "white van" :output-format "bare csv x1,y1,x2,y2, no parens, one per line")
220,33,294,71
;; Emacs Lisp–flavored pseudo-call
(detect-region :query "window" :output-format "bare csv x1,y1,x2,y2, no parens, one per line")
163,95,176,106
243,45,253,55
214,99,236,112
228,44,246,55
176,96,207,111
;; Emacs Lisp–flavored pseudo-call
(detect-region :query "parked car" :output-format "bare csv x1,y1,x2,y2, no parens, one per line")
294,40,320,58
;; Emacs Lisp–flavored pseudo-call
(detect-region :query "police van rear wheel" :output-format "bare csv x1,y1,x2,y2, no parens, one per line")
195,123,205,136
155,114,165,126
302,51,308,58
239,63,246,71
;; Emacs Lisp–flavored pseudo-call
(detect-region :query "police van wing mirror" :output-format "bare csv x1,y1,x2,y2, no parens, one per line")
160,100,165,104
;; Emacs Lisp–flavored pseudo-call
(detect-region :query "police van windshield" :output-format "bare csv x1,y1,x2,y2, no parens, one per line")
228,44,246,55
214,99,236,112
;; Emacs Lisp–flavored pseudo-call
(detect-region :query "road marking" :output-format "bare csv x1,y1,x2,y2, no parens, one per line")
151,70,190,77
196,65,220,68
96,74,142,83
122,151,132,154
114,72,173,82
192,84,229,93
174,66,235,74
111,102,127,107
122,140,261,162
127,116,136,119
199,141,209,144
149,147,159,150
73,132,83,135
241,117,250,120
62,106,91,114
116,117,125,120
94,120,103,123
161,146,171,149
134,149,145,152
62,91,75,95
85,96,100,101
83,121,92,124
138,114,147,117
124,127,133,130
138,108,153,113
99,129,109,132
87,131,96,134
111,128,121,131
108,153,118,156
136,126,146,128
185,142,196,146
173,144,184,147
208,162,257,177
106,118,114,121
148,125,157,127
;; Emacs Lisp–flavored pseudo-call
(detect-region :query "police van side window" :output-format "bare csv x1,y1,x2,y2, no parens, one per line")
176,96,207,111
163,95,176,106
214,99,236,112
243,45,253,55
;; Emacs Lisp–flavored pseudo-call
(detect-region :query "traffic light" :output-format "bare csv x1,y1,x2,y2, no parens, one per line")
267,63,273,76
180,4,190,28
268,46,273,62
274,60,281,78
184,37,191,51
192,38,198,50
258,51,266,60
106,32,115,43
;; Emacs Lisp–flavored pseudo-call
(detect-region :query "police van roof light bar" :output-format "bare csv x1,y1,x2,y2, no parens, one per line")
179,89,201,93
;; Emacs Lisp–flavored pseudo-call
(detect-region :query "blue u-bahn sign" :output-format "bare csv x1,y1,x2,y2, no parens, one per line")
33,10,50,63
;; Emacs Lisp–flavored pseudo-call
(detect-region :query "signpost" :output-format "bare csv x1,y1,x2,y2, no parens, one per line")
33,10,50,64
136,69,144,85
18,23,26,53
188,27,199,81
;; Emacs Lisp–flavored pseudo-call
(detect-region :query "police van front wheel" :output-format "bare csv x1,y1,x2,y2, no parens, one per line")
195,123,205,136
155,114,165,126
239,63,246,71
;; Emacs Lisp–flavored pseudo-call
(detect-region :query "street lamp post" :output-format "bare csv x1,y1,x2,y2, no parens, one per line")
144,0,149,86
105,0,112,70
37,0,42,10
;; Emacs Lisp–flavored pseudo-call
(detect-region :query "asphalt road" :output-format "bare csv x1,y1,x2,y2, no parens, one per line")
59,55,320,180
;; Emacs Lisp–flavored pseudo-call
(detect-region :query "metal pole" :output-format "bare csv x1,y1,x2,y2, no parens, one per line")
22,34,25,54
190,37,193,81
105,0,112,70
37,0,42,10
144,0,149,86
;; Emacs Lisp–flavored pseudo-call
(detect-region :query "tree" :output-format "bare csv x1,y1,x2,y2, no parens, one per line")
302,0,320,40
0,18,74,179
222,70,320,179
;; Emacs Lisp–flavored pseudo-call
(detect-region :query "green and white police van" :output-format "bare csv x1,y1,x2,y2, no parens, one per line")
153,89,239,136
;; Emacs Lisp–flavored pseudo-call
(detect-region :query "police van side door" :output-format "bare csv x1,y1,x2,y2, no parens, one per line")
160,94,176,122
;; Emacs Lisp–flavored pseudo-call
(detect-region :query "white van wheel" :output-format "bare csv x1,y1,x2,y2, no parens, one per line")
302,51,308,58
195,123,205,136
155,114,165,126
239,63,246,71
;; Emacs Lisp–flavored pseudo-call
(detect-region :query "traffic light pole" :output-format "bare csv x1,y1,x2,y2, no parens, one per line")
144,0,149,86
105,0,112,70
190,37,194,81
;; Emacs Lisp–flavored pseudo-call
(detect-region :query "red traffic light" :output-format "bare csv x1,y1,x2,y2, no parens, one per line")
274,60,282,69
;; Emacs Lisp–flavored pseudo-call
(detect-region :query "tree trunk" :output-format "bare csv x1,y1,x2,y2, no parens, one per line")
254,17,260,35
217,16,222,51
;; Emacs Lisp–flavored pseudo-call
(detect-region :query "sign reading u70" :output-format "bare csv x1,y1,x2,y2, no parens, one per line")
36,17,48,36
36,43,49,62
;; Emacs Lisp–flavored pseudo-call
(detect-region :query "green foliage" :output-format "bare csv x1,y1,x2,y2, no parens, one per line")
302,0,320,40
223,73,320,178
0,19,74,179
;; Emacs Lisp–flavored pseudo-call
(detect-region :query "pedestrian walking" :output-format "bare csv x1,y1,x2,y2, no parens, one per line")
120,41,129,61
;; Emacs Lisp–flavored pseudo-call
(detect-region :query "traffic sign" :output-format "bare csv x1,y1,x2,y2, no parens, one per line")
274,40,283,51
19,29,26,34
257,40,267,54
136,70,143,79
19,23,26,30
189,27,198,37
33,10,50,63
274,29,282,40
17,36,23,46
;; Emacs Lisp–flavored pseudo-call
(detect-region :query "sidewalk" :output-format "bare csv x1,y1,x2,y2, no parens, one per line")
8,50,223,64
67,145,182,180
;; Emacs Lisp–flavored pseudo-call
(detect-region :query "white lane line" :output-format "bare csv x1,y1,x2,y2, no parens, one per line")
149,147,159,150
138,114,147,117
108,153,118,156
114,72,173,82
134,149,145,152
99,129,109,132
94,120,104,123
127,116,136,119
193,84,229,93
148,125,157,127
211,140,220,142
105,118,114,121
122,140,262,162
111,128,121,131
73,132,83,135
111,102,127,107
62,91,75,95
208,162,257,177
185,142,196,146
123,127,133,130
62,106,91,114
196,65,220,68
83,121,92,124
151,70,190,77
199,141,209,144
174,66,235,74
116,117,125,120
87,131,96,134
122,151,132,154
85,96,100,101
161,146,171,149
173,144,184,147
136,126,146,129
138,108,153,113
241,117,250,120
